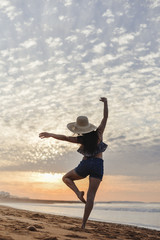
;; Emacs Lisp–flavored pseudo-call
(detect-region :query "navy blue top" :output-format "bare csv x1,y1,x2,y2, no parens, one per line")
77,141,108,157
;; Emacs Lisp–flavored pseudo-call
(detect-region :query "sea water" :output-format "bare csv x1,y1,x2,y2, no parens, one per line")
0,201,160,231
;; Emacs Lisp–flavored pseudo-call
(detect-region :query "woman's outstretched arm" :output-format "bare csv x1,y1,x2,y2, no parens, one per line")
39,132,78,143
97,97,108,135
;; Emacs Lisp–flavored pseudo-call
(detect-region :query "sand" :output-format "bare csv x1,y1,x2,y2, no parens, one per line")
0,205,160,240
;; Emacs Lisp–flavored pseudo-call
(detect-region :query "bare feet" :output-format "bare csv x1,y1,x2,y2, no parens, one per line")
77,191,86,204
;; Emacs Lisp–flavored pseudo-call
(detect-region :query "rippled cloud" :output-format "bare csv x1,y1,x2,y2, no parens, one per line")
0,0,160,179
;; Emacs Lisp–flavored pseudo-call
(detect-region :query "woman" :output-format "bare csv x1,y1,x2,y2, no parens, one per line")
39,97,108,229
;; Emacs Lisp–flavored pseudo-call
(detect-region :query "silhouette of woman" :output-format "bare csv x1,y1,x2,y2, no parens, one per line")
39,97,108,229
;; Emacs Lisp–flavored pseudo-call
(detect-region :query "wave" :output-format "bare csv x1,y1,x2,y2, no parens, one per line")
46,202,160,213
97,207,160,213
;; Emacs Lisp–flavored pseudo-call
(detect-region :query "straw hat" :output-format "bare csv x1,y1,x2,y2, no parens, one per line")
67,116,97,134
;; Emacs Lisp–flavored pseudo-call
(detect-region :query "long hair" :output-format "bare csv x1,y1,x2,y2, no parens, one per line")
78,131,99,154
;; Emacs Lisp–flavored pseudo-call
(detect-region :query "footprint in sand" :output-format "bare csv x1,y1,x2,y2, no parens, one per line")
31,213,46,219
43,237,58,240
65,235,87,239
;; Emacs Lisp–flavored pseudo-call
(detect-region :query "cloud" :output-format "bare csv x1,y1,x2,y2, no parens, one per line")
0,0,22,20
139,52,160,62
105,145,160,180
112,33,135,45
92,42,107,53
148,0,160,8
103,9,114,18
45,37,63,48
65,35,78,42
20,39,37,49
59,15,67,21
80,25,96,37
26,60,43,69
64,0,73,7
102,9,115,24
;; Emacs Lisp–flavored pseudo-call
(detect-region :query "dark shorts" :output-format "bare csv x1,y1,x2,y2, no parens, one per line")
75,157,104,181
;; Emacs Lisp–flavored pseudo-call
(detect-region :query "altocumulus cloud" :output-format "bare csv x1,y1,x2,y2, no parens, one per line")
0,0,159,179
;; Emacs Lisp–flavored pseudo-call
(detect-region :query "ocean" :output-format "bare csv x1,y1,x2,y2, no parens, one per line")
0,201,160,231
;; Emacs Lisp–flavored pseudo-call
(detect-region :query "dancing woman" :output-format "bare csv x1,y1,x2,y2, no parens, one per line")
39,97,108,229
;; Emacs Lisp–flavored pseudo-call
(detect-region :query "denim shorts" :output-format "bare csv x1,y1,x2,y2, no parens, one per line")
75,158,104,181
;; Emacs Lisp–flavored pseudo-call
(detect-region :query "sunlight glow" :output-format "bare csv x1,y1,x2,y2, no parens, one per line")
30,172,64,183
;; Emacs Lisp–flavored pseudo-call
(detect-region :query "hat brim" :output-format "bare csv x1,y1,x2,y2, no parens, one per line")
67,122,97,134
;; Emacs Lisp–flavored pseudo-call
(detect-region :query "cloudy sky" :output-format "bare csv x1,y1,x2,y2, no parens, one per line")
0,0,160,202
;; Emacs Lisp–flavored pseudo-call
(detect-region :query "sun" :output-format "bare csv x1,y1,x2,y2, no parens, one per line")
42,173,63,183
32,172,64,183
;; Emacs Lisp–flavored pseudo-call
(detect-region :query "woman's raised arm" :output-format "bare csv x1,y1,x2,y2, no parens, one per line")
97,97,108,135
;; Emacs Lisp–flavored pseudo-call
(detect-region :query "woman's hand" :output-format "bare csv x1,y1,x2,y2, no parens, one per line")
100,97,107,103
39,132,52,139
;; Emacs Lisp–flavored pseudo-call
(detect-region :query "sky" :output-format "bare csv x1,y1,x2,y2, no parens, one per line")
0,0,160,202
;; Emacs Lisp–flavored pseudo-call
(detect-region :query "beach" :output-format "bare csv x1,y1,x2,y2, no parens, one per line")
0,205,160,240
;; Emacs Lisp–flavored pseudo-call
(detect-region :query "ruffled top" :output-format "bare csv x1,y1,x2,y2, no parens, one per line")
77,141,108,157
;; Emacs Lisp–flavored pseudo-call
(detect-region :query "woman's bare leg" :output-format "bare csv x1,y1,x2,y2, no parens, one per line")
62,169,86,203
81,177,101,229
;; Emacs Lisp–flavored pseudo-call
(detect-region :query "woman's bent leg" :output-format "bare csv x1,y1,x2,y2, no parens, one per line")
62,169,86,203
81,177,101,229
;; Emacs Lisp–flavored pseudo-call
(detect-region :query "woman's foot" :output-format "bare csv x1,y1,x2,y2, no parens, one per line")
81,223,85,229
77,191,86,204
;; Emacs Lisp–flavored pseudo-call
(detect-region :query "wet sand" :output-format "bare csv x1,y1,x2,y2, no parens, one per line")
0,205,160,240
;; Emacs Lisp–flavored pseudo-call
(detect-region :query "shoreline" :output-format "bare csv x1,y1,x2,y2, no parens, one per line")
0,205,160,240
0,198,82,204
1,198,159,204
0,200,160,232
